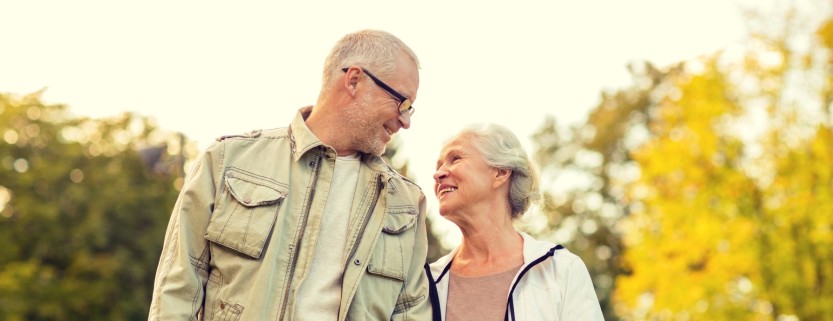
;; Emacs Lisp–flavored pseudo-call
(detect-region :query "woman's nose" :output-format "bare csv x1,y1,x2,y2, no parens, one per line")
433,167,448,182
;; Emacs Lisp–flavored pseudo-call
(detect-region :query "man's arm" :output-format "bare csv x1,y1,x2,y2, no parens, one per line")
148,149,219,321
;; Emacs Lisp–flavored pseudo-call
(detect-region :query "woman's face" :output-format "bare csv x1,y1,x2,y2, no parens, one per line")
433,136,498,217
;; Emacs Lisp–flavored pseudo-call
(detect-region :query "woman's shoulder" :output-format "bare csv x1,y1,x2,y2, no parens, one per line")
520,233,588,274
551,247,587,272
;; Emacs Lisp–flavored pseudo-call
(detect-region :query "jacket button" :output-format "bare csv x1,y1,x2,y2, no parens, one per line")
220,302,225,309
309,161,316,167
243,198,252,204
354,259,361,265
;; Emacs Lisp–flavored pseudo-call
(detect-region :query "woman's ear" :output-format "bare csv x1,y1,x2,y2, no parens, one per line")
494,168,512,188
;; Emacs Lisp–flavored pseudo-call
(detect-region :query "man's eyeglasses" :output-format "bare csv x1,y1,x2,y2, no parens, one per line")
342,67,414,116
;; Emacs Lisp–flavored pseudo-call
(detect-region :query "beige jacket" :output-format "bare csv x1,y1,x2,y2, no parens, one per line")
149,107,431,321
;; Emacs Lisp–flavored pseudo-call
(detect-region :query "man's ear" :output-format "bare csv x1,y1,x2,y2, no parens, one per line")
343,67,361,95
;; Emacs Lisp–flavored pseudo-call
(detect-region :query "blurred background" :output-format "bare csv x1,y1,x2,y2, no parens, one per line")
2,0,832,320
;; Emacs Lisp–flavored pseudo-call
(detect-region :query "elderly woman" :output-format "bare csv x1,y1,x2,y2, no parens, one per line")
428,124,604,321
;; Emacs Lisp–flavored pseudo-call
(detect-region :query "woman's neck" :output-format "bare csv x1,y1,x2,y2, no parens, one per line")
452,217,524,277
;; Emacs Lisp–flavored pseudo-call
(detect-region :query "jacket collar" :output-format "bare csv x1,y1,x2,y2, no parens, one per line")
289,106,394,175
289,106,326,161
429,231,557,281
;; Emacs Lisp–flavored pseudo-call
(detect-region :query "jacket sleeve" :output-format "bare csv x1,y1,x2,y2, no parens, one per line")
562,256,605,321
148,147,220,321
392,192,434,321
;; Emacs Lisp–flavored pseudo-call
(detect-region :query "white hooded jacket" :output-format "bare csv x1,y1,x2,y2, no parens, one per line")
427,232,605,321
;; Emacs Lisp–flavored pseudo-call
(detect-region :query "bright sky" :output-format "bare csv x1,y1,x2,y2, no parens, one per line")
2,0,757,246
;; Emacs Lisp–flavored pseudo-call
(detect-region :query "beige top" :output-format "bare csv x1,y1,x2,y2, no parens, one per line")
446,264,523,321
295,153,361,321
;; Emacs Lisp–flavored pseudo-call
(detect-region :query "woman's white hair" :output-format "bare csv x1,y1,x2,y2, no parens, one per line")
455,123,542,218
321,29,420,89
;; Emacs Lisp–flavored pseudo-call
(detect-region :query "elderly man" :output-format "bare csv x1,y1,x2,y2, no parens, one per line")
149,29,431,321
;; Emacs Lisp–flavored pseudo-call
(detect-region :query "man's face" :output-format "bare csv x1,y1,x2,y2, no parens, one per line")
346,54,419,156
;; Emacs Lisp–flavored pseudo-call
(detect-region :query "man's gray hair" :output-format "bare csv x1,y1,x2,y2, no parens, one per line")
321,29,420,88
455,123,542,218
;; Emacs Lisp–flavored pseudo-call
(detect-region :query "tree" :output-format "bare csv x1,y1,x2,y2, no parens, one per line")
613,1,833,320
531,1,833,320
615,58,764,320
529,61,678,320
0,90,192,320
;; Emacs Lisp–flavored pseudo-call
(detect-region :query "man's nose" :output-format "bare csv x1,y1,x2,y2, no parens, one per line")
398,112,411,129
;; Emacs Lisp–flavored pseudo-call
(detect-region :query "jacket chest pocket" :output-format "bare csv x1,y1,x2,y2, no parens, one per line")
366,206,417,281
205,168,288,259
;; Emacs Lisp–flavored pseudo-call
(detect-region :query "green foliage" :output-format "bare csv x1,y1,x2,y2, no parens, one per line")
0,91,190,320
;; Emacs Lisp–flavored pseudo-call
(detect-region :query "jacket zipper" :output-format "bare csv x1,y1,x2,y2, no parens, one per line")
337,174,383,321
503,245,563,321
278,153,323,321
344,174,383,265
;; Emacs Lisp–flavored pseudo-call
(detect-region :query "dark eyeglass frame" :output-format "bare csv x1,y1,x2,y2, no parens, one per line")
341,67,414,116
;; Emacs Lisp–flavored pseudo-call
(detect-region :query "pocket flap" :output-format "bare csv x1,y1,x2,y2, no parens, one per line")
225,169,287,207
382,207,416,234
205,169,287,259
367,258,405,281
